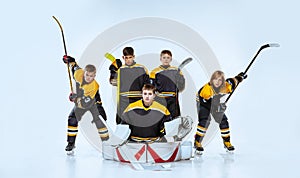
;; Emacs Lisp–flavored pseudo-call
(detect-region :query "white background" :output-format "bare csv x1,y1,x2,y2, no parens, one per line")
0,0,299,178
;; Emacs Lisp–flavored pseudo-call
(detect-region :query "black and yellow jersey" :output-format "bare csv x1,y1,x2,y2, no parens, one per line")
121,99,171,142
74,69,99,99
118,62,149,98
196,78,238,110
150,65,185,97
69,62,103,108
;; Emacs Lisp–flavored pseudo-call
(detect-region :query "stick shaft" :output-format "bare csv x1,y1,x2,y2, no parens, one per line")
225,44,274,103
52,16,73,92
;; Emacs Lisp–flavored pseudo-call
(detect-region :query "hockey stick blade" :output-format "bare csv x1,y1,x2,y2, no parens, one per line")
268,43,280,47
178,57,193,70
260,43,280,51
225,43,279,103
245,43,280,74
105,53,116,62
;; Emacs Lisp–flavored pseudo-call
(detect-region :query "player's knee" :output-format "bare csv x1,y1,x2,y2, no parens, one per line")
93,118,105,128
68,117,78,126
219,119,229,129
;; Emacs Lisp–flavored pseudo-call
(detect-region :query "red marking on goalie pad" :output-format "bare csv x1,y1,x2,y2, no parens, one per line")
147,144,179,163
116,147,130,163
135,145,146,161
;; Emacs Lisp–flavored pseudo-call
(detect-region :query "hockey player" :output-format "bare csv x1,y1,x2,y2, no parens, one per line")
121,84,172,142
195,70,246,153
150,50,185,118
108,47,150,124
63,55,109,153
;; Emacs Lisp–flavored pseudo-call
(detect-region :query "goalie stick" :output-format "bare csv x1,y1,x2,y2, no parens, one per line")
52,16,74,93
225,43,280,103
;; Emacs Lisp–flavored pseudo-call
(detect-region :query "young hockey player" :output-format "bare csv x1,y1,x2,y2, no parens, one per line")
108,47,150,124
195,70,246,153
63,55,109,153
150,50,185,118
121,84,172,142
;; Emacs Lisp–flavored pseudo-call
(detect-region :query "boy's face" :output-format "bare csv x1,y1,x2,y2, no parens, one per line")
142,89,155,106
122,55,135,66
160,53,172,66
84,71,96,83
212,76,223,88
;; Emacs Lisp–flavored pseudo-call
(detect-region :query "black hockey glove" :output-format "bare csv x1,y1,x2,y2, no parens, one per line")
109,59,122,71
69,93,77,102
109,71,118,86
235,72,247,83
63,55,75,64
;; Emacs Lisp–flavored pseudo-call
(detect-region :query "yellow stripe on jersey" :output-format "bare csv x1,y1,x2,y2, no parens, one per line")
120,63,149,74
157,92,176,97
120,91,142,97
199,82,233,99
130,136,160,142
150,65,180,79
123,100,170,115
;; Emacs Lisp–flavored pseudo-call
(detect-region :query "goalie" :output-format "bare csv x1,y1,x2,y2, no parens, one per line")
120,84,193,143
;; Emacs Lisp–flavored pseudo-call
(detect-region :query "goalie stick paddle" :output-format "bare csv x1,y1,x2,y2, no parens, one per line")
52,16,74,93
225,43,280,103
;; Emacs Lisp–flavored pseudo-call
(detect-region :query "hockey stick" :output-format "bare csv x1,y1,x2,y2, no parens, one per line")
105,52,116,63
178,57,193,70
175,57,193,116
225,43,280,103
52,16,74,93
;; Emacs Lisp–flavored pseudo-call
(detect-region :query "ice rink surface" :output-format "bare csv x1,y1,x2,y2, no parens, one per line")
1,130,299,178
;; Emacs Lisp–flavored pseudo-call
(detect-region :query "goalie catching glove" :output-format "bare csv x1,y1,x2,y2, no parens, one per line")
172,116,194,141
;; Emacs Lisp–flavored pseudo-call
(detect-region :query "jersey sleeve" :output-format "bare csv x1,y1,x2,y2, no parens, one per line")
176,69,185,92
